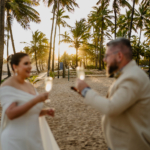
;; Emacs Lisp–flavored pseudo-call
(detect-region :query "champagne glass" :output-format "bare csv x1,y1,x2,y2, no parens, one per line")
76,65,85,80
44,77,53,103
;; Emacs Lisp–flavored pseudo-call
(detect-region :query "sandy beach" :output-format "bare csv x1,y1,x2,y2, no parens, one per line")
35,77,114,150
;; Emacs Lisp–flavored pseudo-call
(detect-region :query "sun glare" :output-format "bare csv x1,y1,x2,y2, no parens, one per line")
59,43,76,56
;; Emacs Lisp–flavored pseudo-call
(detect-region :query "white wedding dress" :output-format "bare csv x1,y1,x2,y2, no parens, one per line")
0,86,60,150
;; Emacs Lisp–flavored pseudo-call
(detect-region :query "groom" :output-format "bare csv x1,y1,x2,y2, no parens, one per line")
76,38,150,150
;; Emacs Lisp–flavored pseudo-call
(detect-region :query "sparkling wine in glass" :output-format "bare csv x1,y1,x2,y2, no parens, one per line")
76,65,85,80
45,77,53,103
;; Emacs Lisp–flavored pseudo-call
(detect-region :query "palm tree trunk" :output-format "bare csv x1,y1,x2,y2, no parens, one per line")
114,1,117,39
95,38,97,69
138,28,142,46
8,12,16,54
7,28,11,77
102,60,104,69
7,9,11,77
97,32,100,70
40,60,42,71
129,0,135,40
47,1,56,76
63,52,66,78
0,0,5,83
41,61,43,71
52,2,59,72
137,28,142,65
93,28,97,69
99,17,103,70
149,57,150,78
35,50,40,73
39,60,42,71
57,1,60,78
58,25,60,78
86,57,87,67
76,48,78,67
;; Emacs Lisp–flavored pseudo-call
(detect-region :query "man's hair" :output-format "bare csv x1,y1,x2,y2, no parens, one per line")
106,37,133,60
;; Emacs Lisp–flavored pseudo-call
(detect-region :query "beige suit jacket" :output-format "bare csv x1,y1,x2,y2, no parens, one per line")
85,60,150,150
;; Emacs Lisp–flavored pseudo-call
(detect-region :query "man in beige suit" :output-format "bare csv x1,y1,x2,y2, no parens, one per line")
76,38,150,150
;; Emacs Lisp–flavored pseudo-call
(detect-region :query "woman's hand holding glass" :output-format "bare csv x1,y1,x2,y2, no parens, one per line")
35,77,53,103
36,92,49,103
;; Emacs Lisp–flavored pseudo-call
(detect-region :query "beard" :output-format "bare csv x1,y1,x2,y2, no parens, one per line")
106,59,119,77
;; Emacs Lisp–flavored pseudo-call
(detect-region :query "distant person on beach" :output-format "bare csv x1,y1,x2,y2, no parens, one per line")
0,53,60,150
76,38,150,150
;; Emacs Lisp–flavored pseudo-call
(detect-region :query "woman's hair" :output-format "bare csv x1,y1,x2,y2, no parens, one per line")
8,52,28,71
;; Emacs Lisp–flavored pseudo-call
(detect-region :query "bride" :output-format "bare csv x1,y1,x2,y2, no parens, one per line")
0,53,60,150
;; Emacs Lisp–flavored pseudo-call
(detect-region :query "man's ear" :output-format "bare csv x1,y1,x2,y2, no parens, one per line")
117,51,123,63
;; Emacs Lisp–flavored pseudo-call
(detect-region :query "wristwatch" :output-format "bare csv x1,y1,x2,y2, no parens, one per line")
81,87,91,97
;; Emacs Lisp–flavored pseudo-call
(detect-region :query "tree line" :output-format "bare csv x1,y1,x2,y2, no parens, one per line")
1,0,150,82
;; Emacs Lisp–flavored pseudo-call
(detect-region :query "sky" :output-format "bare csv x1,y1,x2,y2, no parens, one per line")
4,0,141,59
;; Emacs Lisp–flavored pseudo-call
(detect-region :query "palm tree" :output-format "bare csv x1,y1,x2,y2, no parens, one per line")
129,0,140,40
117,10,137,38
23,30,49,73
52,8,70,72
6,24,11,77
145,25,150,40
134,3,150,45
60,19,90,67
88,4,113,70
88,8,101,69
99,3,114,70
97,0,130,39
43,0,79,76
52,1,59,72
46,0,57,75
0,0,5,83
131,35,144,65
90,3,113,70
79,43,97,68
112,0,130,39
5,0,41,54
142,41,150,77
56,8,70,77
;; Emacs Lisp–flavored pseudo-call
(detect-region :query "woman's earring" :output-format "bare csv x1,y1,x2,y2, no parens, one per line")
15,70,18,76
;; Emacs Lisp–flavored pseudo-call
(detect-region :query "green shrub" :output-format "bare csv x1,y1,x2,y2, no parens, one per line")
1,79,5,84
28,75,39,84
49,71,55,78
86,65,96,69
85,71,93,75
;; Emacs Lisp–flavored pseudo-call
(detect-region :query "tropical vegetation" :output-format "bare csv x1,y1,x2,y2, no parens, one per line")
1,0,150,82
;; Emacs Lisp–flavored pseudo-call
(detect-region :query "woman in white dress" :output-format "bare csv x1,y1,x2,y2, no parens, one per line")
0,53,60,150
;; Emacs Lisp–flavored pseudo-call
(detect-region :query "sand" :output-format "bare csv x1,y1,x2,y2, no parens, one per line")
35,77,114,150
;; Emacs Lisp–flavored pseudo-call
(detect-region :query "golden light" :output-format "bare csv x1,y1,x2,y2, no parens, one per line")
45,82,52,92
45,77,53,92
76,66,85,80
59,43,76,56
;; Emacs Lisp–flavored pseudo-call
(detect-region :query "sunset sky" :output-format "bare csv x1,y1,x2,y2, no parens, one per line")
4,0,141,58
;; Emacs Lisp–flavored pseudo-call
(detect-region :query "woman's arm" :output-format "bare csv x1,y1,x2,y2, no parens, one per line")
39,108,55,117
6,92,49,120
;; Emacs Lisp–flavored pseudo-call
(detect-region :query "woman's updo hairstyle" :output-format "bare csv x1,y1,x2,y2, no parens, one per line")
8,52,28,71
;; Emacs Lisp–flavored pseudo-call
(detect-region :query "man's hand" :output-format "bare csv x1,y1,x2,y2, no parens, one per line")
76,79,89,93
